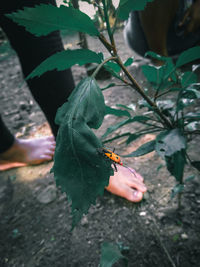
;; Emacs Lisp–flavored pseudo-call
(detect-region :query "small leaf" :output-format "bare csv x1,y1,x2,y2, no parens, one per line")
123,140,155,157
177,98,194,111
181,71,197,87
105,106,131,117
116,103,136,111
26,49,103,79
171,184,184,199
176,46,200,68
124,57,134,67
101,116,151,139
101,83,116,91
142,64,164,86
157,164,164,173
182,88,200,99
100,242,127,267
145,51,176,81
104,61,121,73
184,112,200,122
185,175,195,183
6,4,99,37
103,132,131,144
191,161,200,171
118,0,154,20
101,118,132,139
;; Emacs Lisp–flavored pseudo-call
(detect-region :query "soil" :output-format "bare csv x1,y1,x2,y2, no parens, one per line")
0,29,200,267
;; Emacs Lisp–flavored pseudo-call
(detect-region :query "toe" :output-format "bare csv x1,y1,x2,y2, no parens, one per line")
127,190,143,202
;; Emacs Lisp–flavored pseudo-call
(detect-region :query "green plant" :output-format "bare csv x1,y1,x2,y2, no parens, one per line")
7,0,200,227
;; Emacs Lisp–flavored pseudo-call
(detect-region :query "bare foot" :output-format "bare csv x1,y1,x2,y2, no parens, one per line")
105,165,147,202
0,136,56,171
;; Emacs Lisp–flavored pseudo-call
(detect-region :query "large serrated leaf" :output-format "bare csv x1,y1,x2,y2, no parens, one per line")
118,0,154,20
156,129,186,182
52,77,113,227
100,242,127,267
176,46,200,68
26,49,103,79
6,4,99,37
156,129,186,158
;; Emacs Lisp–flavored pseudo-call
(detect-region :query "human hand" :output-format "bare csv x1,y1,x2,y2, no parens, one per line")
179,0,200,34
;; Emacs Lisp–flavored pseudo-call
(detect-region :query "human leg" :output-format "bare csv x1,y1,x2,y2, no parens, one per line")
0,0,73,170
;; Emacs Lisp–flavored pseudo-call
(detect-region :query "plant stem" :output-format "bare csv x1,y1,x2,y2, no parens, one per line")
98,14,173,129
116,57,173,128
91,56,117,78
102,0,114,46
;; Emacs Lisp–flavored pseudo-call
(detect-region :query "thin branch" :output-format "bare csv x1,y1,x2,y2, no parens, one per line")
91,56,117,78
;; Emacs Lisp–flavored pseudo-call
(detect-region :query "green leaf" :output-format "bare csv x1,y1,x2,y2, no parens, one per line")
142,65,164,86
176,46,200,68
124,57,134,67
156,129,186,182
181,71,197,87
171,184,184,199
0,41,15,62
100,242,127,267
126,133,141,144
118,0,154,20
105,106,131,117
176,98,194,111
156,129,186,158
26,49,103,79
191,161,200,171
6,4,99,37
182,88,200,99
101,115,151,139
104,61,121,73
103,132,131,144
166,150,186,182
145,51,176,81
101,83,116,91
116,103,136,111
123,140,155,157
185,175,195,183
185,112,200,123
103,64,122,81
101,118,132,139
52,77,113,227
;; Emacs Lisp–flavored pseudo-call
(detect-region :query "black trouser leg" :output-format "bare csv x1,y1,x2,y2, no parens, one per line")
0,0,75,152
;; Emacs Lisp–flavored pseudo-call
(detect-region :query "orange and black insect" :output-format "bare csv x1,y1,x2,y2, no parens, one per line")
98,147,137,176
98,147,123,171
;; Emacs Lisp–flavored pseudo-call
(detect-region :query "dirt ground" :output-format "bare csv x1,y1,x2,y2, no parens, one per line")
0,30,200,267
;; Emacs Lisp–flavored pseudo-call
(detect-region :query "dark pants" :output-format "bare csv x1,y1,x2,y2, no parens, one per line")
0,0,75,153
